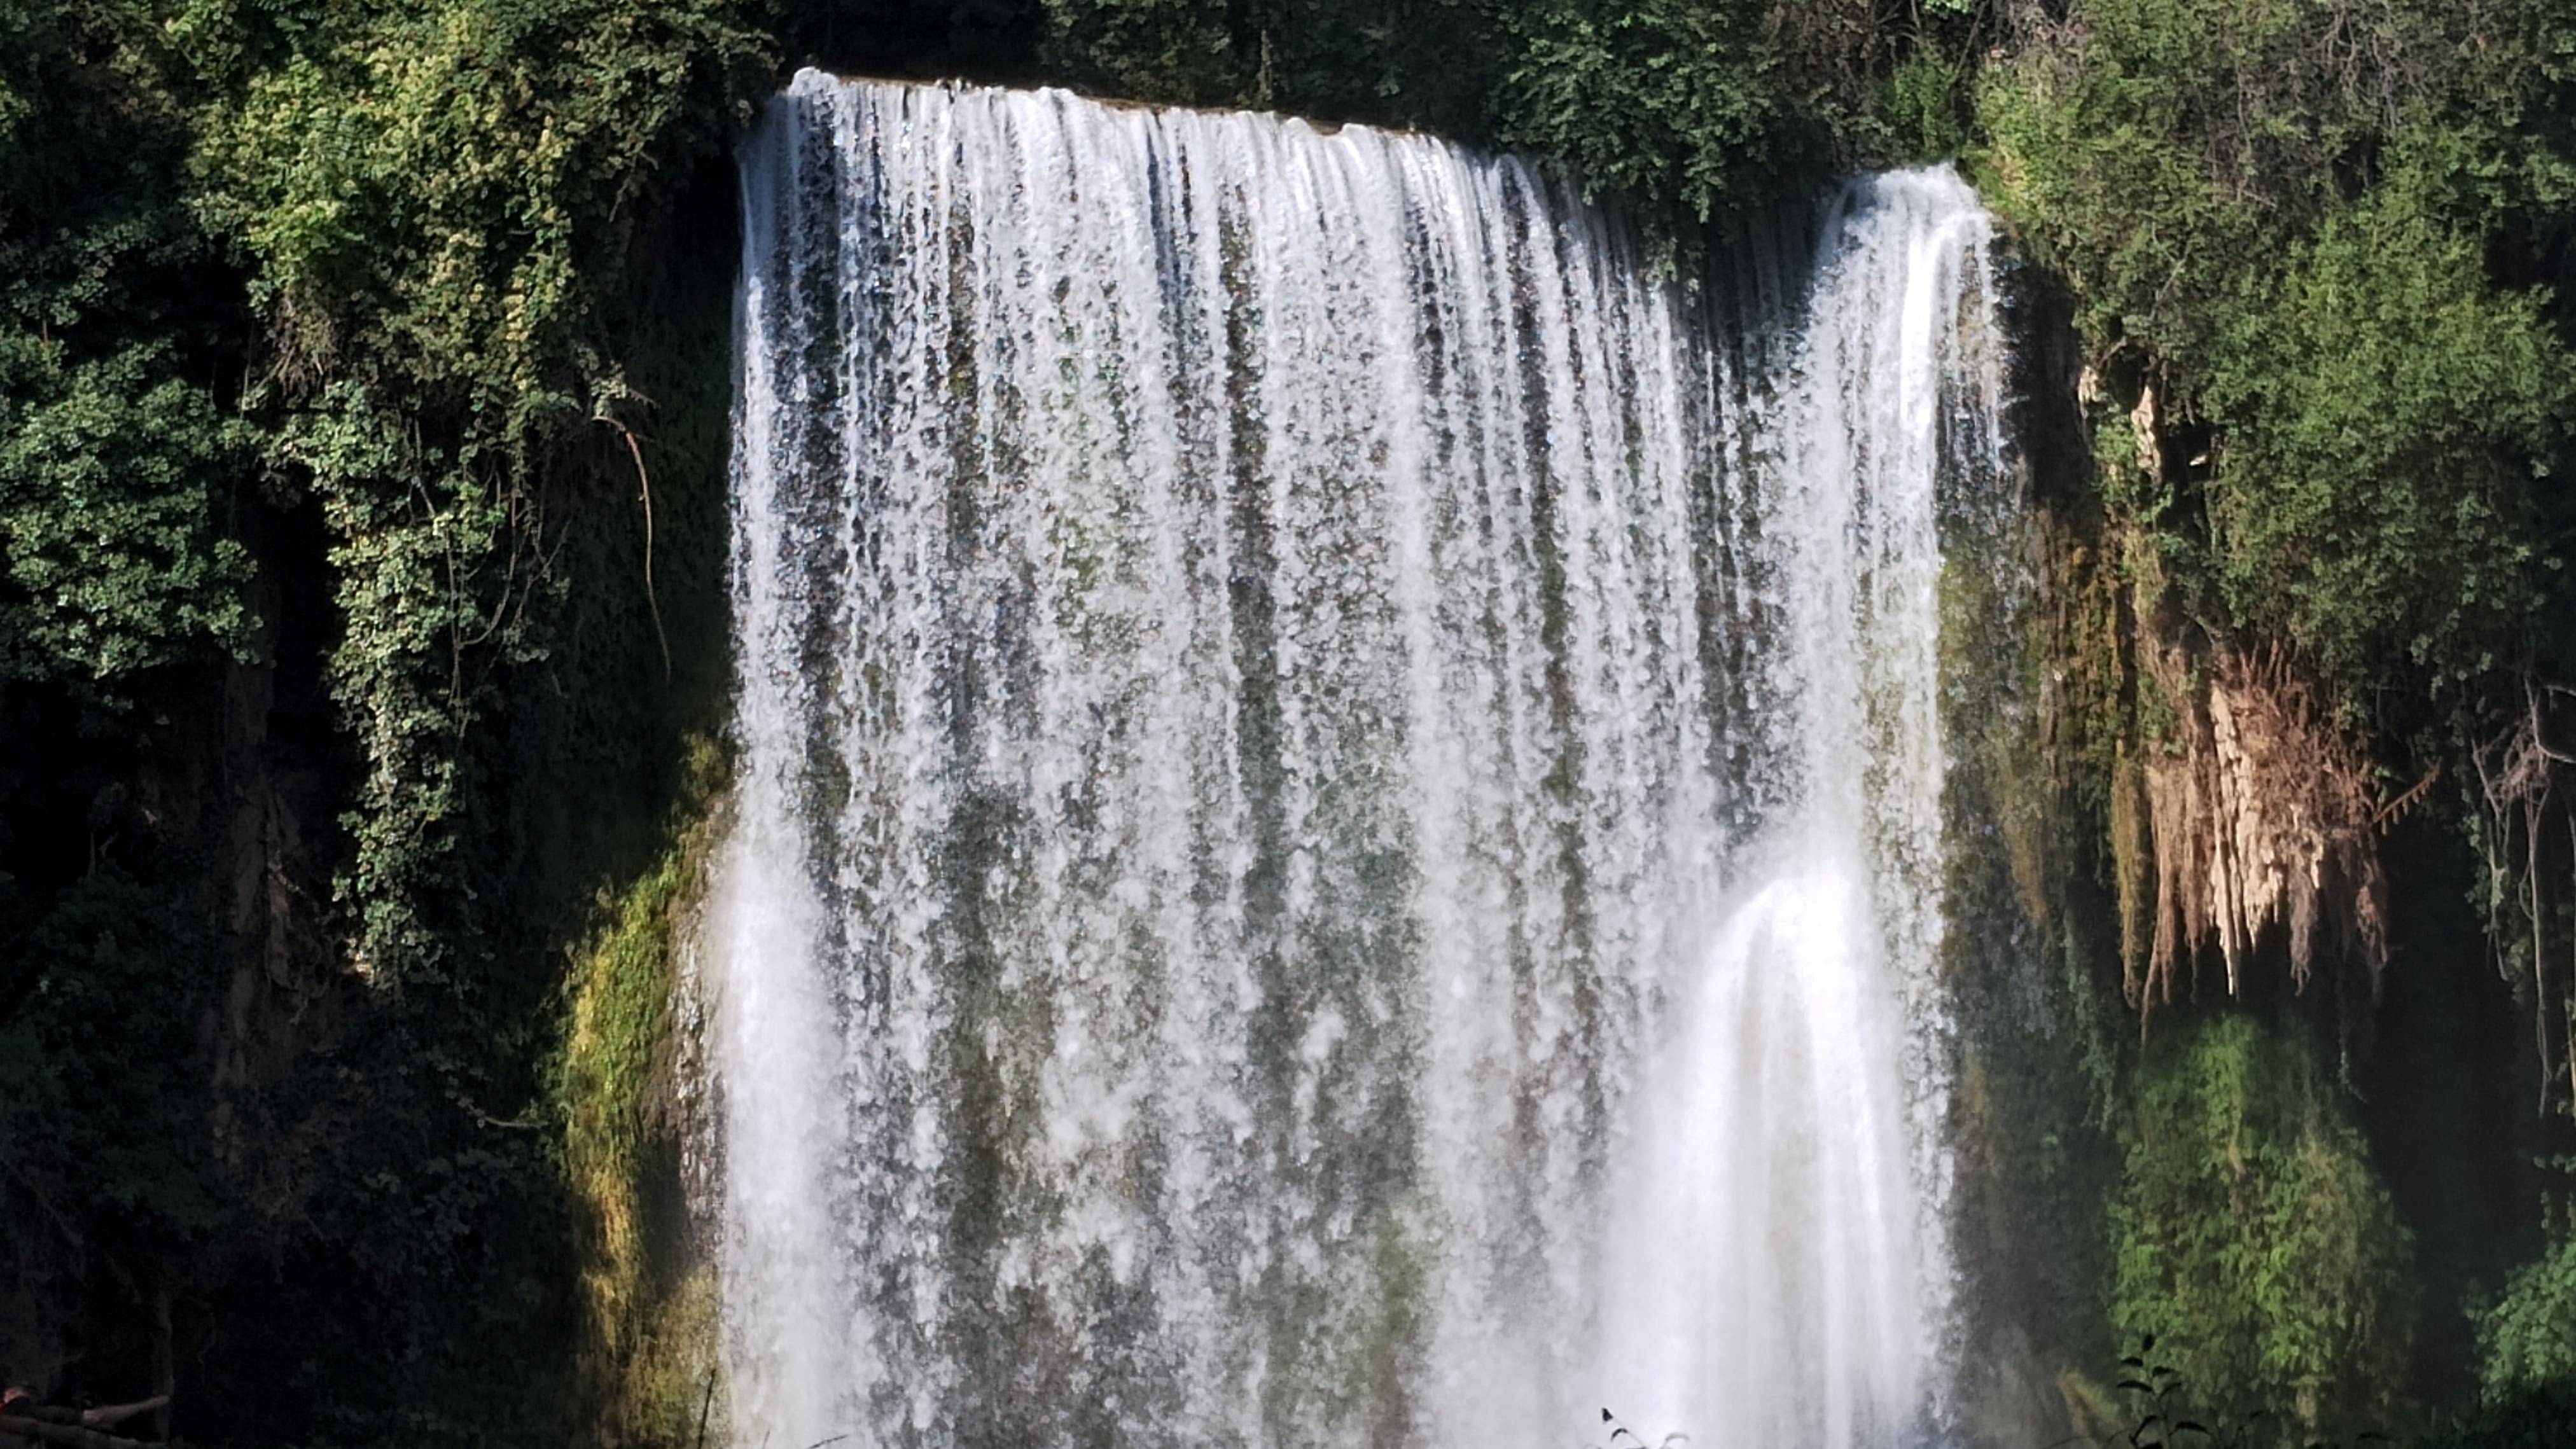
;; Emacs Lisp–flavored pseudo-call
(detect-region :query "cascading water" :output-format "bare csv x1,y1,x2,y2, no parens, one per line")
713,69,2010,1449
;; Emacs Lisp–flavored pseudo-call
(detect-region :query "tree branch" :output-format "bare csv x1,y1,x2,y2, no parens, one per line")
1,1415,165,1449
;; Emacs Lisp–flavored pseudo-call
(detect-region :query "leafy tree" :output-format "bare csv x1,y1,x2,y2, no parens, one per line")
1040,0,1845,220
1490,0,1795,218
0,343,254,682
1976,0,2576,714
1976,0,2457,363
2201,189,2571,698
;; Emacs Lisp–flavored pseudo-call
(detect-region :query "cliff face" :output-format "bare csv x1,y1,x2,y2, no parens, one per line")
1941,291,2563,1437
0,134,746,1441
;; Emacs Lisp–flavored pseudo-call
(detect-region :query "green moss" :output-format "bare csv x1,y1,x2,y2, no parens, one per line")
553,735,730,1448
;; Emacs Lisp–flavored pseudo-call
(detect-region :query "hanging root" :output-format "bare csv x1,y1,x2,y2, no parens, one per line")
2472,679,2576,1110
2130,641,2413,1023
601,416,673,683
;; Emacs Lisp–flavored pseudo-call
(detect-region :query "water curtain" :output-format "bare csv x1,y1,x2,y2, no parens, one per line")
717,70,2009,1449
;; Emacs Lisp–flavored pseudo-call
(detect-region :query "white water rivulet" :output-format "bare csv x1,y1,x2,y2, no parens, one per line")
714,69,2011,1449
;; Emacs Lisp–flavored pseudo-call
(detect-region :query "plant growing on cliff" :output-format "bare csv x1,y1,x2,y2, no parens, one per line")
2200,188,2570,704
2474,1165,2576,1406
1978,0,2576,714
188,0,770,983
2110,1015,2412,1436
2477,1233,2576,1404
1491,0,1795,219
0,0,256,691
1979,0,2576,1151
3,0,769,1433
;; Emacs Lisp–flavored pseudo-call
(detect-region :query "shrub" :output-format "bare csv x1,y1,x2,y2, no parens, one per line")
2110,1015,2412,1432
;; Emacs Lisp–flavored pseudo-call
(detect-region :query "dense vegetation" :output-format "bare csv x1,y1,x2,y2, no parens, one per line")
1,0,749,1437
3,0,2575,1442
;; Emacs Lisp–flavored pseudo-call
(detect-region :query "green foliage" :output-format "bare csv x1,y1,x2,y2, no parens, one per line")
186,0,770,981
0,0,257,692
190,0,766,389
1,0,763,1434
0,342,254,681
1040,0,1506,142
1041,0,1848,220
1975,0,2452,362
1491,0,1791,218
2475,1219,2576,1401
2425,1383,2576,1449
1976,0,2576,711
2110,1015,2412,1432
1043,0,1249,107
2201,193,2570,695
1879,48,1967,164
0,868,225,1243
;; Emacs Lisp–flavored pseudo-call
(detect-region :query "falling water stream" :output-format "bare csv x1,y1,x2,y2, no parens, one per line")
713,70,2010,1449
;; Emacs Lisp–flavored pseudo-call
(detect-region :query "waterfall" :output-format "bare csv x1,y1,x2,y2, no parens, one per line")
714,70,2009,1449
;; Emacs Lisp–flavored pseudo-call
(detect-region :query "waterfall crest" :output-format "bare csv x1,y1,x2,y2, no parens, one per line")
716,71,2008,1449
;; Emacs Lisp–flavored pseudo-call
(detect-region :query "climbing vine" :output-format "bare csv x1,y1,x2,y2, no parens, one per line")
188,0,769,982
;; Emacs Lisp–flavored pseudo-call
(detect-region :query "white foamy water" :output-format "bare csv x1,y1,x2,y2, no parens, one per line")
713,72,2008,1449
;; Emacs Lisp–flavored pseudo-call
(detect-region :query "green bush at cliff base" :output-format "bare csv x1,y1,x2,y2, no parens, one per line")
0,868,225,1250
2110,1014,2412,1434
2425,1385,2576,1449
2477,1223,2576,1403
